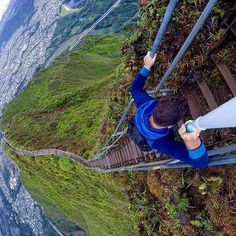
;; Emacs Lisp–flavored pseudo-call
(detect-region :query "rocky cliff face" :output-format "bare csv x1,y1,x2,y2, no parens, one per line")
0,0,63,115
0,147,58,236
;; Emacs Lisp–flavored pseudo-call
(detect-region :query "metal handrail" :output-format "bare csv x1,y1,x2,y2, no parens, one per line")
150,0,179,57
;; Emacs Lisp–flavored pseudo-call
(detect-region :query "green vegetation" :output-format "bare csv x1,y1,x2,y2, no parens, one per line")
2,34,135,235
190,211,214,234
48,0,138,60
2,34,125,157
19,169,81,234
165,195,189,226
96,1,138,33
127,167,236,235
10,152,134,236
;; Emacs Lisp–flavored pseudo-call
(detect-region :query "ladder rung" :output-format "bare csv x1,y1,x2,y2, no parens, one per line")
129,140,139,163
110,153,115,166
125,144,132,161
114,151,120,165
186,92,204,119
217,63,236,96
121,146,129,164
211,57,236,96
113,151,118,165
195,74,217,110
117,149,124,164
106,157,111,168
135,142,143,158
126,141,135,163
118,149,125,165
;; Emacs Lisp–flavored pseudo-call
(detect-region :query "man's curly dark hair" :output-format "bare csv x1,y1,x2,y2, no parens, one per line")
153,95,189,126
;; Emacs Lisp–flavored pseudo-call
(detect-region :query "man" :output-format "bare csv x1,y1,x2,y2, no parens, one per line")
130,52,208,168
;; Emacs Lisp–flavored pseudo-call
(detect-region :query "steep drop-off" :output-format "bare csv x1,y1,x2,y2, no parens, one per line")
2,34,135,236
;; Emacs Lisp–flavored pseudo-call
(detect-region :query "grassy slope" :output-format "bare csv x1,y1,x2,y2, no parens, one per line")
2,34,135,236
2,34,124,157
13,153,134,236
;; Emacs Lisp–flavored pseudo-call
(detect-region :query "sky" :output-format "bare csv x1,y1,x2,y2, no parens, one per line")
0,0,10,21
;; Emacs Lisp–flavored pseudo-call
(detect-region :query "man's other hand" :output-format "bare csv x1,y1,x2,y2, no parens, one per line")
144,51,157,69
178,124,201,150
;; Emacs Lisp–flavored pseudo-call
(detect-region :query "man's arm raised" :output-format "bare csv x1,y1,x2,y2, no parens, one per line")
130,52,157,108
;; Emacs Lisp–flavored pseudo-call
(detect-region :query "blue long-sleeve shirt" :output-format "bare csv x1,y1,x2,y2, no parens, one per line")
130,67,208,168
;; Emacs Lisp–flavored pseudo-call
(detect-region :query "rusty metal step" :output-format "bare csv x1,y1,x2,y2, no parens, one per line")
195,74,217,110
114,151,119,166
122,145,130,165
128,144,135,164
115,149,122,165
129,140,139,163
132,140,143,158
110,152,116,166
186,91,204,119
114,151,120,166
122,145,128,164
127,141,137,164
119,149,125,164
217,63,236,96
117,150,123,164
124,143,131,164
211,56,236,96
104,158,109,169
105,157,111,168
117,148,126,165
131,139,145,161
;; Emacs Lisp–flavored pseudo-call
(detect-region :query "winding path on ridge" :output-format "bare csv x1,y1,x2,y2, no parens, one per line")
1,134,87,164
45,0,121,68
2,130,236,173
